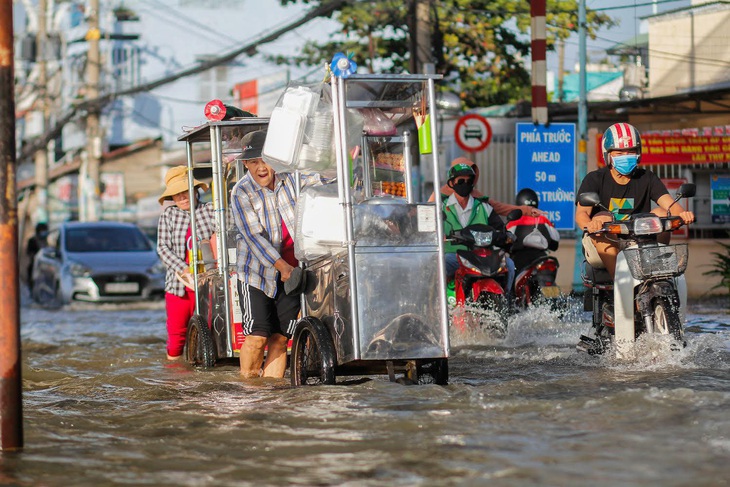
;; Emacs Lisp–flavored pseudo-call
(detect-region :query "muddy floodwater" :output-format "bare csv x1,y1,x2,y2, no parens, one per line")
3,294,730,486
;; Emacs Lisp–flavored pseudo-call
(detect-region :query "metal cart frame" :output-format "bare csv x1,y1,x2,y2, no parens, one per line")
289,73,450,385
177,118,269,366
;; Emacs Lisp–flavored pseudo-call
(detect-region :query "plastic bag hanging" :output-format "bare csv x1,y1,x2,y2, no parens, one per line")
261,81,337,174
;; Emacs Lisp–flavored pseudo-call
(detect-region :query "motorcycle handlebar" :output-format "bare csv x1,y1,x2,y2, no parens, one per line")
583,215,687,236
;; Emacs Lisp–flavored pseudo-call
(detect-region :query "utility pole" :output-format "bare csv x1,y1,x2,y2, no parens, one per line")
0,0,24,451
572,0,588,293
83,0,101,221
409,0,431,74
33,0,49,225
557,39,565,102
530,0,548,125
415,0,431,73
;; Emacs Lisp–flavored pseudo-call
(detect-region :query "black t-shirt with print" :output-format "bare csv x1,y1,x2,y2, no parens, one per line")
576,167,668,220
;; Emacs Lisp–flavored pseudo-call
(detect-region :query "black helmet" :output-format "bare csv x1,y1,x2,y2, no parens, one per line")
516,188,539,208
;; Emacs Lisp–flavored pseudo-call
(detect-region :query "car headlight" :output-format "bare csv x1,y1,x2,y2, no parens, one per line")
68,261,91,277
149,261,166,274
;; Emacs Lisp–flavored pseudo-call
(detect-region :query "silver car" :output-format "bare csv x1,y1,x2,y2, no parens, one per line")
31,221,166,305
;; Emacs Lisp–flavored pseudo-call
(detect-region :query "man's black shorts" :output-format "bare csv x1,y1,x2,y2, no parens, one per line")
237,279,300,338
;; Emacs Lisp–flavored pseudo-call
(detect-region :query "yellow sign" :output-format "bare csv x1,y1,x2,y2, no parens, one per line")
85,28,101,41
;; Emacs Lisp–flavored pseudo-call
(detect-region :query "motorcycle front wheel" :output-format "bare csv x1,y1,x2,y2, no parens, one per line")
476,293,509,337
652,296,684,343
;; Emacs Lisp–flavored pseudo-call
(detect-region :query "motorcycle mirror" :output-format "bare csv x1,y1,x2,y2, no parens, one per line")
578,192,601,207
506,209,523,222
677,183,696,198
666,183,697,215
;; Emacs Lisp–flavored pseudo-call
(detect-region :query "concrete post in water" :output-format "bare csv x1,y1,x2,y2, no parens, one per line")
0,0,24,450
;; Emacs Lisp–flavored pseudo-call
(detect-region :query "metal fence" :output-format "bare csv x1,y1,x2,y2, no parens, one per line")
471,134,517,203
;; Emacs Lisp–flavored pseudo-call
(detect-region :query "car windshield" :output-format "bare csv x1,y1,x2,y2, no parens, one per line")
65,227,153,253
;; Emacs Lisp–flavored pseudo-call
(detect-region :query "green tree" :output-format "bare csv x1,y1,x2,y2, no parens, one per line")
703,239,730,298
277,0,615,108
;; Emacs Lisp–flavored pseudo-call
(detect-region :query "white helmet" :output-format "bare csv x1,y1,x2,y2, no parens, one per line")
602,123,642,165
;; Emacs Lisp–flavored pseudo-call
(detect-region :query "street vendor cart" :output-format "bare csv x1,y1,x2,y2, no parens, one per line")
281,68,450,385
177,116,269,367
177,66,449,385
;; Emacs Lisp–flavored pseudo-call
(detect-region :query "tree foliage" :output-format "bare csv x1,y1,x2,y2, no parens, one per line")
703,238,730,298
276,0,615,108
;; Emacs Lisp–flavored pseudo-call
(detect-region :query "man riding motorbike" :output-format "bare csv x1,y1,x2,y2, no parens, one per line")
576,122,696,355
506,188,560,273
442,163,516,294
576,122,695,280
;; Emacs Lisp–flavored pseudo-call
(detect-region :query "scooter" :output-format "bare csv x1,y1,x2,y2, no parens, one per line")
507,216,561,308
512,253,561,308
446,219,517,336
576,183,696,358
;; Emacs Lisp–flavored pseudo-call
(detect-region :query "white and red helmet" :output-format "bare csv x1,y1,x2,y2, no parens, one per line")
602,123,642,165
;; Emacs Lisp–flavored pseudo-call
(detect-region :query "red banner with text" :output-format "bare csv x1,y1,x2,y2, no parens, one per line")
598,134,730,165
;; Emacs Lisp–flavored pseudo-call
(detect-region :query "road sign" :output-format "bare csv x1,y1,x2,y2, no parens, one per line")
515,123,576,230
710,174,730,223
454,114,492,152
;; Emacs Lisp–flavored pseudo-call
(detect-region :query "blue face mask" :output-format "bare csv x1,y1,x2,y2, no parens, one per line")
611,154,639,175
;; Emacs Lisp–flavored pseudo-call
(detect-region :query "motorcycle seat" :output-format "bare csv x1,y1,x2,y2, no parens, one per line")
582,261,612,285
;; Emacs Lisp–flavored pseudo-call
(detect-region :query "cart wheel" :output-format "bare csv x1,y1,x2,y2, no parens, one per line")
290,317,336,386
409,358,448,385
185,315,215,368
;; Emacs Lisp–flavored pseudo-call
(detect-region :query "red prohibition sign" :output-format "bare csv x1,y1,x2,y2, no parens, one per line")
454,113,492,153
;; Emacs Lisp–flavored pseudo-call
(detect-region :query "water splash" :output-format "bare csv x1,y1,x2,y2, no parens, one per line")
449,298,587,349
581,331,730,371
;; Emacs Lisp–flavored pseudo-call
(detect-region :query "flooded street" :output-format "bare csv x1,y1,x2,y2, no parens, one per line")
4,294,730,486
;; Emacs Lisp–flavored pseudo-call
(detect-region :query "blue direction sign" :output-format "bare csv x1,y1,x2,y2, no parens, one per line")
515,123,576,230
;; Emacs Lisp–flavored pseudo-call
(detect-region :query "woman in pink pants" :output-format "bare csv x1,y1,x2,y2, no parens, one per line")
156,166,215,360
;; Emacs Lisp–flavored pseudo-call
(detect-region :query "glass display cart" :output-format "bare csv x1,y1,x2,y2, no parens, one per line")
289,72,450,385
177,118,268,367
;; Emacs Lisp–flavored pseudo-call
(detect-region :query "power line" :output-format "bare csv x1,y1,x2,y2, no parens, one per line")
135,0,234,46
151,64,323,106
590,0,689,12
588,32,730,68
18,0,350,163
131,9,228,47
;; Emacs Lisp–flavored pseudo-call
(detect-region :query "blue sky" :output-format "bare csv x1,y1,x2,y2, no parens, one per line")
259,0,693,79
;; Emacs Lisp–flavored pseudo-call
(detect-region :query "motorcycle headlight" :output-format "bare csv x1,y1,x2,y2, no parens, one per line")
633,216,663,235
457,254,481,274
68,261,91,277
470,230,492,246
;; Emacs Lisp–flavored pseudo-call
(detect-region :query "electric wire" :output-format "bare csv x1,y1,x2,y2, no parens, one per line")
18,0,351,162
